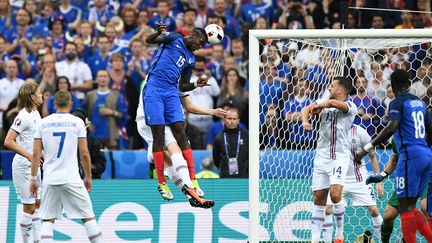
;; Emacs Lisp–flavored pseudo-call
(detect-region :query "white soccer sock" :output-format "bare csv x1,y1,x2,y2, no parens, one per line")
32,209,41,242
84,220,103,243
372,214,383,241
166,165,185,190
322,214,333,243
41,221,53,243
311,205,326,243
332,200,345,239
20,212,33,243
172,153,193,188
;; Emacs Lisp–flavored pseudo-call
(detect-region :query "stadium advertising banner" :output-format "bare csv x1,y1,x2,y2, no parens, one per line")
0,179,248,243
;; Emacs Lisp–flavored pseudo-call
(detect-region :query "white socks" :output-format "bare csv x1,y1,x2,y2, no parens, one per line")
20,212,33,243
311,205,326,243
41,221,53,243
32,209,41,242
372,214,383,240
333,201,345,239
166,165,184,190
84,220,103,243
322,214,333,243
172,153,193,188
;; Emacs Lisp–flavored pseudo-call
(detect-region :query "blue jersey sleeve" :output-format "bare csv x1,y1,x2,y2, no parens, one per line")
162,32,183,44
388,98,403,122
181,65,193,81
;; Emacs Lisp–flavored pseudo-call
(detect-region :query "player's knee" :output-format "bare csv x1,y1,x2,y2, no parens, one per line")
368,206,380,217
330,194,342,203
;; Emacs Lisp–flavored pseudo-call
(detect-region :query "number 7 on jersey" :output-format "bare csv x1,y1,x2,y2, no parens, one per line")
53,132,66,158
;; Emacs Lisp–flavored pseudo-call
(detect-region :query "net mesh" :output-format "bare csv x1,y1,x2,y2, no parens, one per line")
258,38,432,242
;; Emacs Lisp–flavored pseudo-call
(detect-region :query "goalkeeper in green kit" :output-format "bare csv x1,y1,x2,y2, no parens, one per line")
366,139,430,243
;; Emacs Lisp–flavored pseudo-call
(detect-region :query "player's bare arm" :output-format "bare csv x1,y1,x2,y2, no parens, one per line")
29,138,42,198
181,96,226,118
179,73,210,92
79,138,92,192
425,121,432,146
368,149,384,197
4,130,33,162
355,120,399,164
145,23,167,44
300,102,318,131
314,99,349,113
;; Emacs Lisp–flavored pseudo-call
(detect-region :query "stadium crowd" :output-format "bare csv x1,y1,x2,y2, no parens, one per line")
0,0,430,177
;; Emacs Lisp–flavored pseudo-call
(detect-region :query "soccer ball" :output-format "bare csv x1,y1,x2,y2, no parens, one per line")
205,24,224,45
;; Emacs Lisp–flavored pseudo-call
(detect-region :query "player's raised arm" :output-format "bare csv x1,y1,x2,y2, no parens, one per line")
300,102,317,131
315,99,350,113
145,23,167,44
181,96,226,118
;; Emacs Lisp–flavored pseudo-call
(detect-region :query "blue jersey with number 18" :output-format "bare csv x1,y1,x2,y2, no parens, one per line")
146,32,195,91
388,92,432,156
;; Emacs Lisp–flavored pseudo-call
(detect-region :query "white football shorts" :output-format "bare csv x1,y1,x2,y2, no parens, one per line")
312,156,349,191
12,163,41,204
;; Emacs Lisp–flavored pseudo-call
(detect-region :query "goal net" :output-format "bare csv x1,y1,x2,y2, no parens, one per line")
249,29,432,243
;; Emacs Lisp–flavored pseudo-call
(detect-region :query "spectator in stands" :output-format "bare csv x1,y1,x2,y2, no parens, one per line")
149,0,176,32
283,79,316,149
35,53,57,97
195,0,212,28
120,5,139,43
0,0,14,34
206,44,225,83
241,0,275,29
47,13,67,57
231,38,248,82
0,60,24,133
59,0,82,31
214,0,241,39
177,8,196,37
83,69,127,149
187,57,220,148
75,20,94,48
87,0,116,26
5,8,35,55
371,14,385,29
108,53,130,96
36,2,56,37
395,11,414,29
413,0,432,28
366,62,390,102
279,1,315,29
213,107,248,178
260,104,281,150
74,36,93,63
0,36,10,79
71,108,106,179
217,67,247,120
126,39,151,85
195,157,219,179
410,62,431,98
89,34,111,78
259,64,286,123
55,42,93,101
42,76,81,117
352,76,380,136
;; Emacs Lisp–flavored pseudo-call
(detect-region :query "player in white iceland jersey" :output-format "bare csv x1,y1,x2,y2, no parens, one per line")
29,90,103,243
322,124,384,242
4,83,43,243
301,76,357,243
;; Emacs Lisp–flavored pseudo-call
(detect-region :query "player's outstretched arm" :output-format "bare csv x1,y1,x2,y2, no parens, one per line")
367,149,384,197
181,96,226,118
316,99,349,113
79,138,93,192
355,120,399,164
366,153,397,185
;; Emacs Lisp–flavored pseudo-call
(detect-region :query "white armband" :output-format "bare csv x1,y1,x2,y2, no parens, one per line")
364,142,374,153
30,175,38,181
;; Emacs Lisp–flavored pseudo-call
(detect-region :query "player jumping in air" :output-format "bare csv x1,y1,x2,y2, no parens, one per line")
301,76,357,243
142,22,210,201
355,69,432,243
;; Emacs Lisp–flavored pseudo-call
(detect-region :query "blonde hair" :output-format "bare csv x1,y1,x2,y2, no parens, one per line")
17,83,38,112
54,90,71,109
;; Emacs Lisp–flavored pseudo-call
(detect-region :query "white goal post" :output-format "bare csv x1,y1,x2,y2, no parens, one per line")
249,28,432,243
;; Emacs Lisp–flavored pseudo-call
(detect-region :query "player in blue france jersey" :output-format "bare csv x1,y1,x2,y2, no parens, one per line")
143,23,210,196
355,69,432,243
